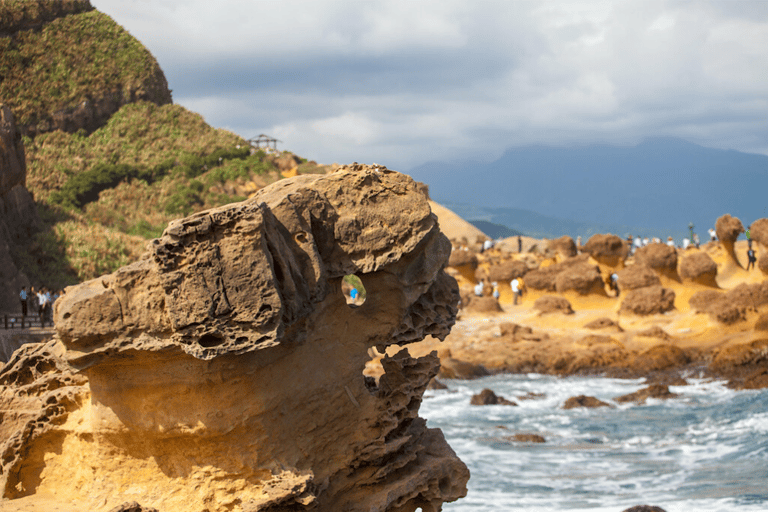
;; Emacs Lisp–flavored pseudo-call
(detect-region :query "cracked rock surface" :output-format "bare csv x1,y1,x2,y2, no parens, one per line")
0,165,468,512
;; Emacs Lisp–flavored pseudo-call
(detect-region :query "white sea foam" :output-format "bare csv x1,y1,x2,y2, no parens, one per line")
420,374,768,511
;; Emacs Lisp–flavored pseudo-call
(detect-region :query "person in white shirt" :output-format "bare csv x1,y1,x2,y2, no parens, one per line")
474,281,484,297
666,237,675,247
709,228,717,241
511,278,520,305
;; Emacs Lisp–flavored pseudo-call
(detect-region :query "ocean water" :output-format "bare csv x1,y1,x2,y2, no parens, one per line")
420,374,768,512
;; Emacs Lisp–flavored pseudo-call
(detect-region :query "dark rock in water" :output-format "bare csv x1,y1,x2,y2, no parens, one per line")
622,506,667,512
427,377,448,390
516,391,546,400
439,357,490,379
562,395,611,409
470,388,517,406
614,384,679,404
505,433,546,443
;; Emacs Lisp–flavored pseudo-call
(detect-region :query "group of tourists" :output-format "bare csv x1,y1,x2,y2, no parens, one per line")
19,286,62,324
474,277,526,305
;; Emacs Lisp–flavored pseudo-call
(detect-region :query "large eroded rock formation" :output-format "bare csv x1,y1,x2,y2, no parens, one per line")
0,165,469,512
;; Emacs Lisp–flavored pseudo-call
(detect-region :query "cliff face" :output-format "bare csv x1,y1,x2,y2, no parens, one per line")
0,165,469,512
0,105,38,311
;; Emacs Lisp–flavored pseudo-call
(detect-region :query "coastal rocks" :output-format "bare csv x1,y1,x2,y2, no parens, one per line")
634,243,678,278
524,254,591,292
533,296,574,315
438,357,490,380
749,218,768,273
709,338,768,389
554,261,605,295
614,384,679,404
549,235,577,259
505,433,546,443
616,264,661,291
584,317,623,332
486,259,529,283
690,282,768,324
448,247,478,268
470,388,517,406
630,345,689,373
620,286,675,315
622,506,667,512
580,234,629,266
461,294,504,314
716,214,744,267
679,251,718,286
562,395,611,409
1,166,470,511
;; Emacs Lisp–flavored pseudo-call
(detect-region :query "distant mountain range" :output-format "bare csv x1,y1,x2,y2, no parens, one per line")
410,138,768,240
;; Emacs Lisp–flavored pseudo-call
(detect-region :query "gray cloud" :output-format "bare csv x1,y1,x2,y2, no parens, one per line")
92,0,768,169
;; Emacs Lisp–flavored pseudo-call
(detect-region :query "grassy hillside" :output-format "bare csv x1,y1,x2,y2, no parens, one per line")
1,2,330,290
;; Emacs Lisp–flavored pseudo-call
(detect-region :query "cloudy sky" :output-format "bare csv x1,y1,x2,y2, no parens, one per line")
91,0,768,170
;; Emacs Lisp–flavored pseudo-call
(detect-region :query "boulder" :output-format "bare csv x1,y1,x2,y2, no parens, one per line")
499,322,533,338
614,384,679,404
486,259,528,282
562,395,611,409
462,294,504,314
620,286,675,315
109,503,160,512
679,251,718,286
634,243,677,273
755,313,768,331
449,247,478,268
505,433,546,443
622,506,667,512
750,218,768,245
533,296,574,315
524,254,591,292
636,325,673,340
439,358,490,380
584,317,623,331
549,235,577,258
580,234,629,265
690,282,768,324
554,262,605,295
616,264,661,290
470,388,517,406
2,165,470,511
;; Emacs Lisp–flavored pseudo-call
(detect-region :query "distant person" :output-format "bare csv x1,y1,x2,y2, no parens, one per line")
482,239,493,252
747,248,757,270
492,282,500,300
19,286,27,316
474,281,484,297
611,272,619,297
511,278,521,305
709,228,717,241
693,233,700,248
37,287,48,323
633,236,642,255
577,236,582,249
517,235,522,253
666,237,675,247
642,237,649,246
682,238,690,249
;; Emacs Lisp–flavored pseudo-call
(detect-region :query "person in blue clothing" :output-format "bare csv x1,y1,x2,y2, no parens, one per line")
350,288,359,301
19,286,28,316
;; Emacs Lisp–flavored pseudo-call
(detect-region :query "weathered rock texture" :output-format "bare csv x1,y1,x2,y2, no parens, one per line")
690,282,768,324
580,234,628,266
633,243,678,279
616,264,661,291
548,235,577,259
679,251,718,286
716,214,744,268
0,166,469,512
620,286,675,315
533,296,574,315
750,218,768,273
525,254,604,295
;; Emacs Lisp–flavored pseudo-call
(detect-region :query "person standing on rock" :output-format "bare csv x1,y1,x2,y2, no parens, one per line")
511,278,521,305
518,235,522,253
611,273,620,297
709,228,717,241
492,282,500,300
747,247,757,270
474,281,484,297
19,286,27,316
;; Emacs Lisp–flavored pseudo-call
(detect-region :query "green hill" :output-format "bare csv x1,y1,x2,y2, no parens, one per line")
1,1,329,292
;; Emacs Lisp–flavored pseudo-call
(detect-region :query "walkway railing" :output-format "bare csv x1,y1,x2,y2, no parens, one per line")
2,314,54,329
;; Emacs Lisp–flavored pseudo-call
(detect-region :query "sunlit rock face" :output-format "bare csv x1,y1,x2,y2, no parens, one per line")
0,164,468,512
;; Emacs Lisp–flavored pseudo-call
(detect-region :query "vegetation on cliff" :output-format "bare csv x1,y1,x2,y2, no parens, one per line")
1,2,329,289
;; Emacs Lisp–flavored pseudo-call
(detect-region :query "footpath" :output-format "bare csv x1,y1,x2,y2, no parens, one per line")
0,313,56,363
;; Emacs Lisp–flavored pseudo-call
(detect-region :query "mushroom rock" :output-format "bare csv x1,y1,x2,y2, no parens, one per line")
486,259,529,283
616,264,661,291
619,286,675,315
715,214,744,268
580,234,629,267
524,254,590,292
548,235,577,259
679,251,718,287
0,165,469,512
634,243,679,280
